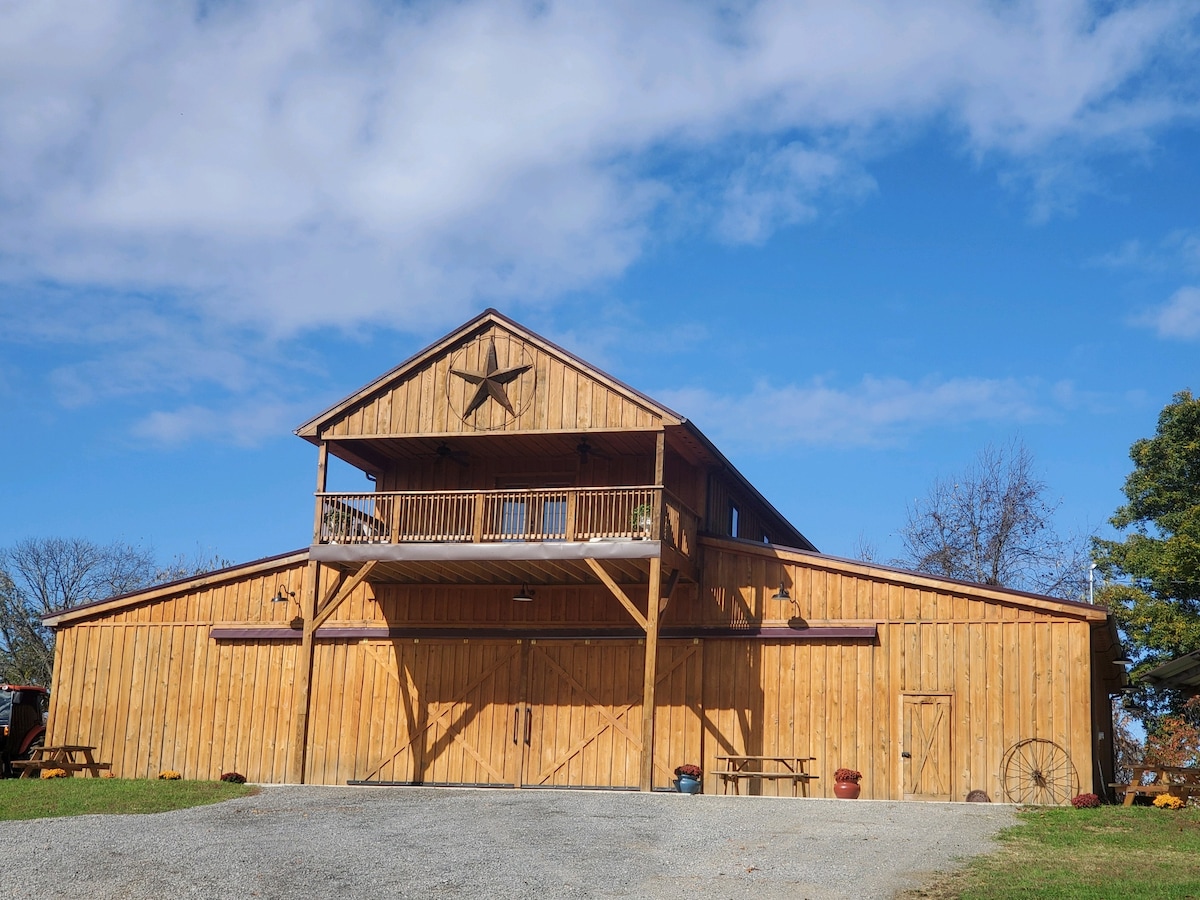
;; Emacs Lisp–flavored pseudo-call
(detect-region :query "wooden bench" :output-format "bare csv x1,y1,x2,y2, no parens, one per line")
13,745,111,778
716,755,819,797
1110,765,1200,806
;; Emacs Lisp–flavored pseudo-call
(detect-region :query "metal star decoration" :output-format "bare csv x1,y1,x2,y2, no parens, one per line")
450,338,533,418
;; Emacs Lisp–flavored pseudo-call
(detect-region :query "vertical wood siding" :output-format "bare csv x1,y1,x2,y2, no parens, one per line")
697,544,1099,801
48,545,1103,799
323,325,662,438
46,563,307,782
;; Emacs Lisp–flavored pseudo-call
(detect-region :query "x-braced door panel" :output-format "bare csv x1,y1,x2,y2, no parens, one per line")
902,693,952,801
359,640,522,786
521,641,644,789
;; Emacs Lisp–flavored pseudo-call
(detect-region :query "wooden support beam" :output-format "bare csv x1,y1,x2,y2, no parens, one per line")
653,429,665,484
313,560,378,631
290,560,321,784
318,569,346,612
311,441,328,543
291,559,376,784
659,568,680,615
640,555,663,792
652,431,665,541
586,557,648,631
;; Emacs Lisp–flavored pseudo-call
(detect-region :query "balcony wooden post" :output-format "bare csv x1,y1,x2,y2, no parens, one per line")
565,491,578,541
312,441,328,543
652,431,665,541
472,492,486,543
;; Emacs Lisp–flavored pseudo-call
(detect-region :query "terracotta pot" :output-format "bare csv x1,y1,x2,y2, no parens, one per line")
833,780,861,800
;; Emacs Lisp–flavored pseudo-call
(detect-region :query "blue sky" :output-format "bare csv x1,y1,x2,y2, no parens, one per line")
2,0,1198,591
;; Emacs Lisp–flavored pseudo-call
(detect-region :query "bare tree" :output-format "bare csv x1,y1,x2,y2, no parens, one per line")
0,538,226,686
852,532,878,563
897,441,1091,599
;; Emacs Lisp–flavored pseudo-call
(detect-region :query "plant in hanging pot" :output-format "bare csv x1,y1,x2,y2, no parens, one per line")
833,767,862,800
674,764,702,794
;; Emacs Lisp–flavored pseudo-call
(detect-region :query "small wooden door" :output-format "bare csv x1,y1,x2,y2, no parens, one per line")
521,641,644,788
902,693,952,801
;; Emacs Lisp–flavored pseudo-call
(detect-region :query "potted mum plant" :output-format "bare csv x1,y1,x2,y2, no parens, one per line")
833,767,862,800
674,764,702,794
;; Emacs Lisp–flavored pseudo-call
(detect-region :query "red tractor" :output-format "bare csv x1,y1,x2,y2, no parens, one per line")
1,684,48,777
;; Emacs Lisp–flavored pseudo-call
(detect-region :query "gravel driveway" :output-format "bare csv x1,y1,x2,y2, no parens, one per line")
3,786,1016,899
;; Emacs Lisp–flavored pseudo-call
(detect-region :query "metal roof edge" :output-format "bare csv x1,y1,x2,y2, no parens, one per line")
42,549,311,627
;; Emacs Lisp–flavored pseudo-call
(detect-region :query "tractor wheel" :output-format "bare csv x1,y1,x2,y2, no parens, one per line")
22,733,44,760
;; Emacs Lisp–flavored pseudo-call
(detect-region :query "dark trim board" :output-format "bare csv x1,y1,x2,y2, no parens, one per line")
209,624,879,642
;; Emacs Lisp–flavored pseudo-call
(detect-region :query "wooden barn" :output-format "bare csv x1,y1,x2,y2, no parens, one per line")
43,310,1125,802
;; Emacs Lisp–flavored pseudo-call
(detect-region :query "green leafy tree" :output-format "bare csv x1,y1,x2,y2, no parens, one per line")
1095,390,1200,715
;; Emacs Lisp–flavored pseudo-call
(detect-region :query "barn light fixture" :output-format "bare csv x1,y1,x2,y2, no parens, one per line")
513,584,535,603
270,585,296,604
771,581,791,603
1113,657,1133,666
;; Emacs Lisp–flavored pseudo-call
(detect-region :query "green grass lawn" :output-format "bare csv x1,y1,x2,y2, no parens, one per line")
907,805,1200,899
0,778,257,821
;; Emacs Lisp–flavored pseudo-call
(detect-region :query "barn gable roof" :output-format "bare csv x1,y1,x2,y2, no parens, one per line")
295,308,683,441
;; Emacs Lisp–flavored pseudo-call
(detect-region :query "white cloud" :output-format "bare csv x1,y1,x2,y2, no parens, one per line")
1091,229,1200,273
0,0,1193,345
130,400,307,447
659,375,1045,450
1138,286,1200,339
715,144,874,244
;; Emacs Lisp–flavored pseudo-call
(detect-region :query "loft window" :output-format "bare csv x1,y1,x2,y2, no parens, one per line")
730,503,740,537
540,498,567,539
500,499,527,540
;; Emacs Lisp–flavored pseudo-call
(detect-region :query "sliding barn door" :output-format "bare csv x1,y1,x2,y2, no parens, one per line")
357,640,522,786
355,637,697,790
521,640,644,789
902,693,952,801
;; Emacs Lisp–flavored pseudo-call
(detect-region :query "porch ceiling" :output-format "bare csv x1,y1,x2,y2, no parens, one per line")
324,429,663,473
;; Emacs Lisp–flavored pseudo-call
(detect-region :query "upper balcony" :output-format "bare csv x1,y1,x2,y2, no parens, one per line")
316,485,696,551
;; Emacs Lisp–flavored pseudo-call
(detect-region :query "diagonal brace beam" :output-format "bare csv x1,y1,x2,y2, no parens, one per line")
585,557,648,631
312,560,378,631
658,568,680,615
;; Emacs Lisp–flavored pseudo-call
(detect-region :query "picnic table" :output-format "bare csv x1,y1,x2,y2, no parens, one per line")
716,755,819,797
1110,764,1200,806
12,744,111,778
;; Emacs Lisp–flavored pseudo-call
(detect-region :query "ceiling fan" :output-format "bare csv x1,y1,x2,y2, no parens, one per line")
576,438,609,465
434,441,470,467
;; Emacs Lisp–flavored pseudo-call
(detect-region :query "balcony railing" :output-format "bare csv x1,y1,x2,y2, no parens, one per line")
314,486,699,558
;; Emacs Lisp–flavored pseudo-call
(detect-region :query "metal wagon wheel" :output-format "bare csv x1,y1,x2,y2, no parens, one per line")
1000,738,1079,805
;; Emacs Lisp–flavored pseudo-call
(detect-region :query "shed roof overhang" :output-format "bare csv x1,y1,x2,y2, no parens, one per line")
1143,650,1200,693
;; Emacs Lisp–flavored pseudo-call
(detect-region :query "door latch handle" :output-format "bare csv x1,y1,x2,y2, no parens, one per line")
524,706,532,745
901,751,912,758
513,706,519,745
